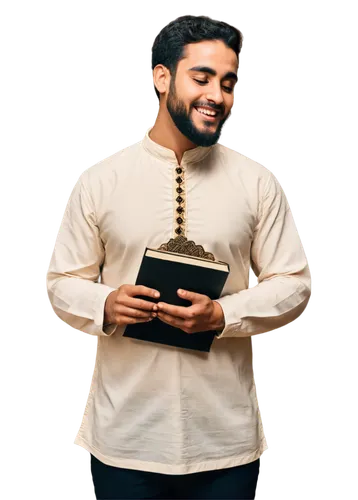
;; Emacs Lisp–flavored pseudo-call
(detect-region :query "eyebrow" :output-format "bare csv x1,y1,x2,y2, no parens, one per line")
188,66,238,83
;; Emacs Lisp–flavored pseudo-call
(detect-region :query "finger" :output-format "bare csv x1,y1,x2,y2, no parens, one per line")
157,311,186,329
129,285,160,299
122,315,154,324
157,301,198,319
118,304,156,319
121,296,158,312
177,288,206,303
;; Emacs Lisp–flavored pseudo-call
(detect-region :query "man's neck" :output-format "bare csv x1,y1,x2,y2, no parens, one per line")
149,115,197,165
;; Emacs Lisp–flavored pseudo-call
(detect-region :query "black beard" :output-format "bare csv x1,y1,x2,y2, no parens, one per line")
166,83,231,147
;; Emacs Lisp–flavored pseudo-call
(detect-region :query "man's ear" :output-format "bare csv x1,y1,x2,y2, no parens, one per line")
153,64,170,97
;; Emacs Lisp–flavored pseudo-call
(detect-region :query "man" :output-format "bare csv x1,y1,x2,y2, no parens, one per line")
46,14,311,500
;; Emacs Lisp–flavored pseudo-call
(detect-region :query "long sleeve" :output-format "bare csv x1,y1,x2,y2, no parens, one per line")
214,171,311,338
46,170,118,337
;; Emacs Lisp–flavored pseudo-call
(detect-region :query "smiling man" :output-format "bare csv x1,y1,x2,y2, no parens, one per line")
46,14,311,500
152,40,237,151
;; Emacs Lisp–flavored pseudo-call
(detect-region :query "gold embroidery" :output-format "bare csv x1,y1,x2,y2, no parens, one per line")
157,235,215,261
157,163,216,262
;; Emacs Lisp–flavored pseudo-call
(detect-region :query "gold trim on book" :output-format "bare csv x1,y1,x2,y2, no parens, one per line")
146,248,228,271
157,235,216,262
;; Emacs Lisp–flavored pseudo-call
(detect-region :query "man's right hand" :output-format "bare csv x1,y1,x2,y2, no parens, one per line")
103,284,160,327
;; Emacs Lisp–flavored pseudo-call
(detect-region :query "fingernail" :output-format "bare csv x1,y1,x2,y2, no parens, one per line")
154,291,160,298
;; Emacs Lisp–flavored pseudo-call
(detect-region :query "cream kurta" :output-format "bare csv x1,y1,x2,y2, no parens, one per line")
46,126,311,474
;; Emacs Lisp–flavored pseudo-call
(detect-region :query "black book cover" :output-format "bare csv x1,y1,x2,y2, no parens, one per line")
123,248,230,352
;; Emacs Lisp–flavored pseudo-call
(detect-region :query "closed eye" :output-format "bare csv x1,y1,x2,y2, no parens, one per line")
193,78,209,85
193,78,233,94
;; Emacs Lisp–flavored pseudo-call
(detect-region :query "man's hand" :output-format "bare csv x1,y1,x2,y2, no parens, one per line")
155,289,225,334
103,284,160,327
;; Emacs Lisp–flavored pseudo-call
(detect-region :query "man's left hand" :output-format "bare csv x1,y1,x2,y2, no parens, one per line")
155,289,225,334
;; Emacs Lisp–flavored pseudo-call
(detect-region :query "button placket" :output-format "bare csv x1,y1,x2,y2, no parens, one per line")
174,165,186,237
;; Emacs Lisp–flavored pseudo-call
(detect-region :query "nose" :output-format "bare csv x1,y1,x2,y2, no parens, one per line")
205,83,225,108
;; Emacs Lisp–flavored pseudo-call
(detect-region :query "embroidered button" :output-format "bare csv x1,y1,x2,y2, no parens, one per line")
173,164,186,238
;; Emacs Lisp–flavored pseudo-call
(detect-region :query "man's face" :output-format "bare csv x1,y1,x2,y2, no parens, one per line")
165,40,238,147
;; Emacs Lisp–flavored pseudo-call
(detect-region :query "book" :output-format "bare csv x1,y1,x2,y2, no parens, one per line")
123,247,230,352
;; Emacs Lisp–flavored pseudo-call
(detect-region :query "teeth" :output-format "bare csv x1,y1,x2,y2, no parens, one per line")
196,107,217,117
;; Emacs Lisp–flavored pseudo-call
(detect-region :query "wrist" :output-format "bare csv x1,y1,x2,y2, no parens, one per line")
210,300,225,331
103,291,115,325
103,310,110,325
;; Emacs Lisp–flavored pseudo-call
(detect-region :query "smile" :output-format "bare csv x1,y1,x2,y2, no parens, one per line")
193,106,220,122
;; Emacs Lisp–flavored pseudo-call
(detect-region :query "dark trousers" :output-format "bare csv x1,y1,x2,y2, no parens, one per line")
90,453,260,499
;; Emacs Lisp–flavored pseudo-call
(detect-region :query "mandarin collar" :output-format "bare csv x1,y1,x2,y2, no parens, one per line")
141,126,215,166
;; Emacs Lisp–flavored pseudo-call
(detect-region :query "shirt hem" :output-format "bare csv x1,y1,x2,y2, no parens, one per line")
74,434,268,475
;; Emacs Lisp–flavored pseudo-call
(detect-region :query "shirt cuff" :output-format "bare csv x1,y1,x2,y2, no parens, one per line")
94,285,118,337
212,300,229,338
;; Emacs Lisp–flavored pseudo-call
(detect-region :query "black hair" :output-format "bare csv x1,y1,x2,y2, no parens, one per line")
151,15,243,101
